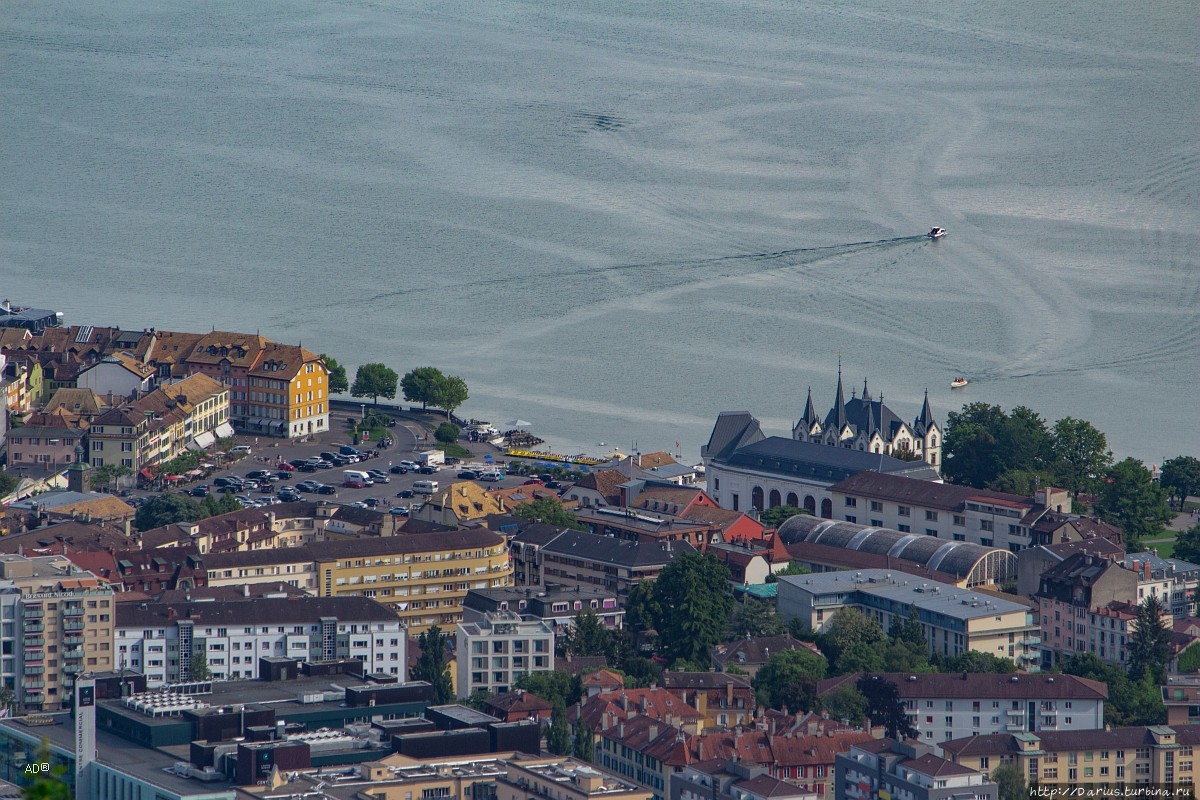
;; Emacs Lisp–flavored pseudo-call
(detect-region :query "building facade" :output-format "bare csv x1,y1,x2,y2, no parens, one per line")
836,738,996,800
456,613,555,697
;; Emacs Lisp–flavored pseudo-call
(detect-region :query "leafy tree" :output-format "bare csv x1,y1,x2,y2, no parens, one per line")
937,651,1016,674
435,422,460,444
400,367,446,410
857,674,917,740
465,690,493,712
1177,642,1200,674
1176,525,1200,567
997,406,1051,473
942,403,1008,487
990,468,1058,497
1050,417,1111,497
512,496,586,531
432,374,469,420
836,641,885,674
760,504,805,529
91,464,132,492
1058,652,1166,726
991,763,1026,800
752,649,827,710
881,641,934,673
547,700,571,755
515,671,582,707
889,604,925,649
765,561,810,583
623,582,661,648
20,741,71,800
1161,456,1200,509
821,682,867,724
1097,458,1172,547
189,648,211,681
820,608,886,667
411,626,454,704
562,611,612,658
320,354,349,395
350,363,399,405
651,553,735,665
0,472,18,497
1129,595,1171,683
727,598,784,638
572,722,595,762
135,494,205,531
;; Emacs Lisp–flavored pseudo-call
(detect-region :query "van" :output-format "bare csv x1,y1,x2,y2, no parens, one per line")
343,469,373,487
479,471,504,482
413,480,439,495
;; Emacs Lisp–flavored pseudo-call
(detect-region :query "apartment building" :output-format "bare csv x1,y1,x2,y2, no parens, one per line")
818,672,1106,744
942,724,1200,790
498,757,652,800
115,596,405,687
672,761,814,800
463,585,625,634
4,416,86,470
0,554,115,712
140,502,320,553
660,672,755,729
836,738,997,800
827,472,1072,554
456,612,555,697
508,526,697,596
776,570,1039,668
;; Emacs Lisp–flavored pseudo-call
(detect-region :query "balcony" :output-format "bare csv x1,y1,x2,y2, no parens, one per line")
63,664,83,675
22,606,44,619
1021,636,1041,646
61,605,84,617
62,620,85,632
1006,708,1025,717
23,650,44,663
63,635,84,646
23,637,44,648
23,666,45,676
25,623,44,633
63,648,84,659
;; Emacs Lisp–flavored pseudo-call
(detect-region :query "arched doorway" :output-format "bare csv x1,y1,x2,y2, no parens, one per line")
820,498,833,518
768,489,782,508
786,492,799,508
751,486,764,512
803,495,816,514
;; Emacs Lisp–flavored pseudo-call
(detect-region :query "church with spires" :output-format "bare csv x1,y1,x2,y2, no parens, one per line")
792,365,942,472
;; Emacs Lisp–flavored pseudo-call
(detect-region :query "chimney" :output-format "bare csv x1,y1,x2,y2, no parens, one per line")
648,724,659,741
167,607,178,620
727,679,735,705
243,584,250,597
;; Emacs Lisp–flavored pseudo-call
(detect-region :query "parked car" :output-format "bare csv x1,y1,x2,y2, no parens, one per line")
330,454,350,466
389,506,409,516
191,485,210,497
274,471,292,481
544,480,563,489
367,470,390,483
316,484,337,495
320,452,339,461
277,489,301,502
214,477,237,487
297,463,317,473
362,497,381,508
315,460,334,469
339,445,361,456
234,495,254,505
230,445,252,454
457,470,479,480
276,462,295,471
246,470,272,481
523,478,545,486
478,472,504,482
417,465,438,475
289,459,309,468
398,461,419,470
396,489,415,499
296,481,320,492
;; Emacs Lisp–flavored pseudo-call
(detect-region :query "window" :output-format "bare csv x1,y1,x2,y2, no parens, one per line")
897,505,910,517
845,515,856,523
925,510,938,521
844,497,857,507
953,515,965,526
870,501,883,512
898,524,910,533
980,519,994,532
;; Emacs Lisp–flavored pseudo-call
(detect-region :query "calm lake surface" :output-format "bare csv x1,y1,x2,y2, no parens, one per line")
3,0,1198,464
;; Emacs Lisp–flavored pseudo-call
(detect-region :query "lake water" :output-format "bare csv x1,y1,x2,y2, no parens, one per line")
2,0,1197,466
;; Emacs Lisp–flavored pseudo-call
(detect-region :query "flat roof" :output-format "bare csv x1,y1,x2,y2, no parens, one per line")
427,704,501,726
779,569,1030,620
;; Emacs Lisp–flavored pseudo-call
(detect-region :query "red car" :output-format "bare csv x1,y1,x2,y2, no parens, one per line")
276,462,295,471
523,478,545,486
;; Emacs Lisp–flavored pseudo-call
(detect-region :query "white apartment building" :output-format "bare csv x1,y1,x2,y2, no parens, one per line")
456,612,555,698
115,596,404,687
828,472,1072,554
820,672,1106,745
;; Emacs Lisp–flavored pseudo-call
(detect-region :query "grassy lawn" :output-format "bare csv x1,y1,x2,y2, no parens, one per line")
437,442,472,459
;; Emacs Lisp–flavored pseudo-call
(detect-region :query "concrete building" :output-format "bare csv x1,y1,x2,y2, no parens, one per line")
835,738,996,800
75,352,156,396
818,672,1106,744
660,671,755,729
115,596,405,686
463,585,625,634
776,570,1039,668
456,612,555,698
0,553,115,712
826,472,1071,554
942,724,1200,791
1015,537,1126,599
499,757,652,800
672,760,816,800
701,412,940,520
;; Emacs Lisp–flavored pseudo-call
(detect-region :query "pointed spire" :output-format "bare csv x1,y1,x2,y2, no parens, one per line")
862,378,871,402
803,387,817,426
833,360,847,431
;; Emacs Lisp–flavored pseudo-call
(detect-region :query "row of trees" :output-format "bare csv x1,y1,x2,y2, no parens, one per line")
134,492,244,531
321,356,469,419
943,402,1180,547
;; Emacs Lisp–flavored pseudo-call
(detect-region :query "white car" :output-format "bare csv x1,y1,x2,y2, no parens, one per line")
398,461,419,470
230,445,252,454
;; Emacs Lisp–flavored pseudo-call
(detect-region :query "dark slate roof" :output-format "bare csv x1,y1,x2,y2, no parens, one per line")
904,754,979,778
722,437,940,482
541,530,696,567
309,530,503,560
942,725,1200,757
501,518,573,546
830,471,1034,511
115,596,396,627
483,691,553,714
818,672,1107,701
711,635,817,669
1040,538,1125,561
1036,552,1125,604
733,774,804,798
661,672,752,690
702,412,765,463
0,521,132,555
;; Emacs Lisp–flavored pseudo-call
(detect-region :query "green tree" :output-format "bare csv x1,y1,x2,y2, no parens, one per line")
431,374,469,420
765,561,810,583
836,641,885,674
1050,417,1111,497
547,700,571,756
512,496,586,531
881,641,934,673
400,367,446,410
1058,651,1166,726
1098,458,1172,547
821,682,867,724
572,722,595,762
752,649,827,710
889,604,925,649
857,674,917,740
942,403,1008,487
997,406,1051,474
320,354,349,395
1129,595,1171,683
189,648,211,681
0,472,18,497
91,464,132,492
20,741,71,800
562,611,612,658
623,582,661,648
135,494,205,531
759,505,805,529
727,598,784,638
1177,642,1200,673
820,608,886,666
938,651,1016,674
991,763,1026,800
411,625,454,705
515,671,582,707
1161,456,1200,509
651,553,735,665
1175,525,1200,567
989,468,1058,497
350,363,399,405
435,422,460,444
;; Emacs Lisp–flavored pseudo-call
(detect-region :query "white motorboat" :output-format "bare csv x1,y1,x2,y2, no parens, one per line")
951,377,968,388
928,227,947,239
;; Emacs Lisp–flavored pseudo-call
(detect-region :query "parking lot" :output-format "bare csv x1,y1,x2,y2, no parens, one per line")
129,410,536,516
